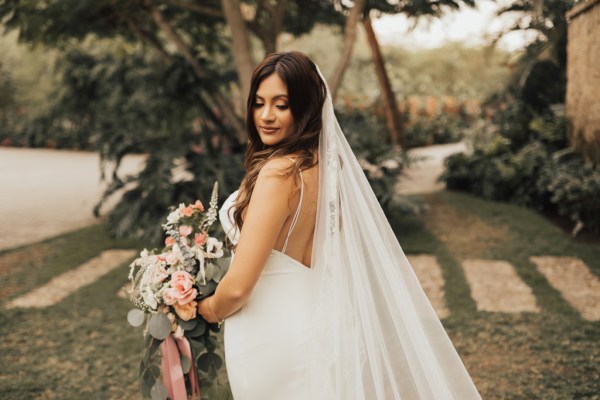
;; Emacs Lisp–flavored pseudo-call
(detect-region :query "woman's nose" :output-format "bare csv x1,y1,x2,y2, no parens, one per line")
260,105,275,122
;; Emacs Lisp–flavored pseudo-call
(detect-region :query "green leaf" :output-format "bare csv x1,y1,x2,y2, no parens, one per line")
148,313,172,340
150,382,168,400
141,378,152,398
142,365,160,392
128,308,146,327
196,353,212,372
188,338,207,362
139,359,146,377
186,318,207,337
180,354,191,374
212,353,223,369
178,317,198,331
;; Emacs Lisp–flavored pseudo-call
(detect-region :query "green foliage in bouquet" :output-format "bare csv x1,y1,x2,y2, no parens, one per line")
127,182,231,399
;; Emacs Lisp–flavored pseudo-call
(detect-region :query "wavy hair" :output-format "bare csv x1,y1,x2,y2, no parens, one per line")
231,51,326,234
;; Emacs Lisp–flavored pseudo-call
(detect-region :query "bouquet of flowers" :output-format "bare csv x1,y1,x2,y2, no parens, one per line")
126,182,230,400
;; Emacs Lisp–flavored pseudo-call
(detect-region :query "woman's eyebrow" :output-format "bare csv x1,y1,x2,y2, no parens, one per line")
255,94,288,100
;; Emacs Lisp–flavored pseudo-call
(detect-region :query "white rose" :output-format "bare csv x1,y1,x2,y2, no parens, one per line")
142,287,158,310
167,209,181,224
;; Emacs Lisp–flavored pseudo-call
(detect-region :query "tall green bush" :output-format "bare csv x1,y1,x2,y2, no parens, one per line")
441,113,600,235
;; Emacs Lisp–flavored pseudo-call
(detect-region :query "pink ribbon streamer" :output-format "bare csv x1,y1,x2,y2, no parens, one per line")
160,335,201,400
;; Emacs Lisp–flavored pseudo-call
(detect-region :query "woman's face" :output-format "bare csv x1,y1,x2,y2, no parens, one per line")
253,73,295,146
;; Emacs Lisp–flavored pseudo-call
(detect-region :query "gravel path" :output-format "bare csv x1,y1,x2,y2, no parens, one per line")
0,147,145,251
461,259,540,313
531,256,600,321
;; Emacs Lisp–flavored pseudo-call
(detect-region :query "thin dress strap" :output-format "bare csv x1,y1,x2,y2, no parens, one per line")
282,157,304,254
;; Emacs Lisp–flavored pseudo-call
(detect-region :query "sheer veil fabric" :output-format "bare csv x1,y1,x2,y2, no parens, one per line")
306,65,482,399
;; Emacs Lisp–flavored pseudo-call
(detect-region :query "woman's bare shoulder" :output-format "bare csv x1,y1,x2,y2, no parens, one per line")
259,156,297,178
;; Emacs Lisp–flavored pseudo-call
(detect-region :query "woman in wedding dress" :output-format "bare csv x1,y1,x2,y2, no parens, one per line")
197,51,482,399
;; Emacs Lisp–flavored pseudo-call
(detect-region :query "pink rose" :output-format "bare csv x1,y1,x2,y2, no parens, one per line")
179,225,192,237
173,300,198,321
163,271,197,305
181,206,194,217
194,232,207,247
165,236,176,247
192,200,204,211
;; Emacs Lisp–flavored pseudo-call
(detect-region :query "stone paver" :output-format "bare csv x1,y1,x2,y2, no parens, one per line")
530,256,600,321
407,254,449,319
0,147,146,251
5,249,137,309
461,259,540,313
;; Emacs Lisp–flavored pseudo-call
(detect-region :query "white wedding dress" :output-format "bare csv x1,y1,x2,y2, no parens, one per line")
218,162,313,400
215,61,482,399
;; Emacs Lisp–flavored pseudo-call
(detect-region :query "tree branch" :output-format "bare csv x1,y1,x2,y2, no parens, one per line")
151,5,246,137
330,0,367,101
123,15,173,65
164,0,223,18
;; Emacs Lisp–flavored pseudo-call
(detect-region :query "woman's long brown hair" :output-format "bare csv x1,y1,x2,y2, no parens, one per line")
231,51,326,233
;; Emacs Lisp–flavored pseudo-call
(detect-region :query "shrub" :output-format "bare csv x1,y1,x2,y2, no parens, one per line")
441,113,600,235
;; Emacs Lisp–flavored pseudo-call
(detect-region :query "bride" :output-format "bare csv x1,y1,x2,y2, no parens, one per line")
197,51,482,399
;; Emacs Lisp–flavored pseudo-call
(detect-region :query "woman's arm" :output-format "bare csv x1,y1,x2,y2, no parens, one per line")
197,157,296,323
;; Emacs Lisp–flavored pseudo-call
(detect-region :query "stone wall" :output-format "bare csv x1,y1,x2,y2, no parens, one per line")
566,0,600,163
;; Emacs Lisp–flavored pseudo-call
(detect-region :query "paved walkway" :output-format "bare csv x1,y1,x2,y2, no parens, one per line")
0,147,146,251
397,141,468,195
0,142,466,251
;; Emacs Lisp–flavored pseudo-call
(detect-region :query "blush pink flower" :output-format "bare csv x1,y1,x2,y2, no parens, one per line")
194,232,207,247
165,236,176,247
192,200,204,211
181,206,194,217
163,271,197,305
173,300,198,321
179,225,192,237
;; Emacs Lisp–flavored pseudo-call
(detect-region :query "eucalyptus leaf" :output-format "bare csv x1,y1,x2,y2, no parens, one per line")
215,256,231,269
178,318,197,331
141,378,152,398
180,354,191,374
197,353,212,372
186,318,207,337
142,366,157,389
148,313,172,340
150,382,168,400
212,353,223,369
189,339,207,362
148,337,161,356
198,280,217,297
128,308,146,327
139,359,146,377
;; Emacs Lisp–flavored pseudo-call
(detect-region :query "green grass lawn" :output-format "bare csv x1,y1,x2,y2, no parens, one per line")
1,191,598,399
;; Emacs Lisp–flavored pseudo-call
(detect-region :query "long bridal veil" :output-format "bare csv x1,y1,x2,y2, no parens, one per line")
307,65,482,399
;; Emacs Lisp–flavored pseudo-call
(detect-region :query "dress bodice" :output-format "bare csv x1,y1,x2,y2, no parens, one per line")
219,173,313,399
219,189,241,246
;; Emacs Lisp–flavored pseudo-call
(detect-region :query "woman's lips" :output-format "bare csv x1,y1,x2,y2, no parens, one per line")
260,126,279,134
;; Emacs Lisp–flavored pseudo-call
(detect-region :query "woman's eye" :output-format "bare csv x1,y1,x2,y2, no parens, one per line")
254,103,264,108
276,104,289,110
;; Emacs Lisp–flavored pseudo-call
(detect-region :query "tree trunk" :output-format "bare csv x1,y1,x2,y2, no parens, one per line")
221,0,255,112
363,15,403,147
151,6,246,140
329,0,366,102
